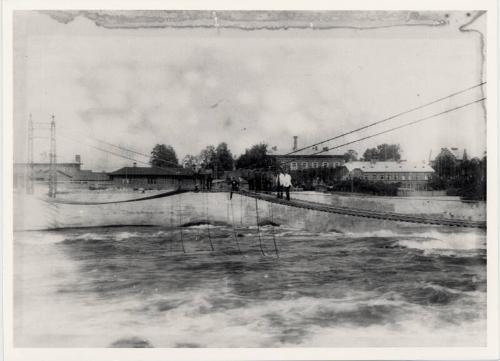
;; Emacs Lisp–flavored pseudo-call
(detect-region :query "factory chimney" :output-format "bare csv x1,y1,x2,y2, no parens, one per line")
293,136,298,151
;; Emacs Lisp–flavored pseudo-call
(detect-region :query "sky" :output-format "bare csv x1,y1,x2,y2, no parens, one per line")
13,11,486,171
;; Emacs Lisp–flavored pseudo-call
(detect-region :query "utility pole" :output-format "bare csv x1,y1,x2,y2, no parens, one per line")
26,113,34,194
48,115,57,198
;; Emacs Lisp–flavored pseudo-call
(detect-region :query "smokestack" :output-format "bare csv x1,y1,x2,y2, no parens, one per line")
293,136,298,151
75,154,81,164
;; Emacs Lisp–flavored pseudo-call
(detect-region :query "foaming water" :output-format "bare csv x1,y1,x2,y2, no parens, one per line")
14,225,486,347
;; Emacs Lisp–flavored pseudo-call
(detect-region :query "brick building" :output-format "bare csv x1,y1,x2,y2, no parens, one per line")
270,136,346,171
341,160,435,191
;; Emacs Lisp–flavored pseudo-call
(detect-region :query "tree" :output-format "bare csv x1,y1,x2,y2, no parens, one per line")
182,154,200,169
236,143,272,169
150,144,179,168
362,144,401,161
215,142,234,171
432,152,457,180
198,145,216,169
343,149,358,162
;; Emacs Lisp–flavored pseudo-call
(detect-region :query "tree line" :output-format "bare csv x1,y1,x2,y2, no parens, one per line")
149,142,486,200
149,142,403,175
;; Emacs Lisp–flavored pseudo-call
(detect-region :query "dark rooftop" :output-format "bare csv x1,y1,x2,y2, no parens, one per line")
108,166,194,177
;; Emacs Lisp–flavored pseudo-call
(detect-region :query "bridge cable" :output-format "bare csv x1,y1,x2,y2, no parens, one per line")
178,193,186,253
229,196,241,253
254,198,266,256
268,202,279,258
205,191,215,251
59,129,180,168
278,97,486,167
281,82,486,157
169,195,174,253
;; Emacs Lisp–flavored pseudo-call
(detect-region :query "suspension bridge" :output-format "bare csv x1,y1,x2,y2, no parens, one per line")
19,82,487,232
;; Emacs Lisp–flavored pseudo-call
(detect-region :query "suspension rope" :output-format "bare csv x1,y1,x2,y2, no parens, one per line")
169,196,174,253
230,197,241,253
59,128,180,168
178,193,186,253
285,82,486,157
240,194,243,225
268,202,279,258
255,198,265,256
277,97,487,167
205,191,214,251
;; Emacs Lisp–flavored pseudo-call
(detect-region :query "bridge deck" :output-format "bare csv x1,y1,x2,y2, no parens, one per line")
237,190,486,229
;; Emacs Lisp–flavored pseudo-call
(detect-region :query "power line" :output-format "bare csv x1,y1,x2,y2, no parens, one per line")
58,133,152,166
278,97,486,166
283,82,486,157
59,128,181,168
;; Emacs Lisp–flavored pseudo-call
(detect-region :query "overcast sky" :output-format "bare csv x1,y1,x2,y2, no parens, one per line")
13,11,486,171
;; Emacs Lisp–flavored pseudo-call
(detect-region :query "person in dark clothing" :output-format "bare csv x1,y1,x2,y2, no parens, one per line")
207,174,213,191
229,177,239,200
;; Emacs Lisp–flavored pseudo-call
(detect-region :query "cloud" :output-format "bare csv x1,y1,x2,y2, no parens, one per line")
14,11,486,170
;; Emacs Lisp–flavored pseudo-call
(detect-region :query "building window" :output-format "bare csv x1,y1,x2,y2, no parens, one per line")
291,162,298,170
312,162,319,168
424,174,429,180
322,162,329,167
408,175,412,180
380,175,384,180
401,175,406,181
334,162,340,167
302,162,308,169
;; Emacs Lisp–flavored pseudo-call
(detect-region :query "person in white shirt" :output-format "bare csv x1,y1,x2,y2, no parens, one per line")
276,170,285,199
282,171,293,201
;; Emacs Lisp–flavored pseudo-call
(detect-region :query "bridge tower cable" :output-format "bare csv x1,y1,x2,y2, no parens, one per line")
284,82,486,157
254,198,265,256
205,192,214,251
229,198,241,253
268,203,279,258
179,193,186,253
277,96,486,168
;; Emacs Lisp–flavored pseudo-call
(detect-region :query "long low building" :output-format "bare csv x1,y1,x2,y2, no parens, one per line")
342,161,435,191
108,166,196,190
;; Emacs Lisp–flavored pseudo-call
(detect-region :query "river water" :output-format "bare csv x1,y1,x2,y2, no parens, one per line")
14,224,486,347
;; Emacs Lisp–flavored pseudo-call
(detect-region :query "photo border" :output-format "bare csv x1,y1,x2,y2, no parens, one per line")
2,0,498,360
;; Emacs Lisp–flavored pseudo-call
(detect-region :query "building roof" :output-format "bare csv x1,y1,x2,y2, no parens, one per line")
344,161,435,173
108,166,194,176
74,170,110,181
272,148,345,159
439,147,467,161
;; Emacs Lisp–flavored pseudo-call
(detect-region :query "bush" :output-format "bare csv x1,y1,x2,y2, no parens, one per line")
330,179,400,196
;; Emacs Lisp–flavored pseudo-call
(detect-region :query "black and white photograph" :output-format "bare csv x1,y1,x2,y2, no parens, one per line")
2,1,499,360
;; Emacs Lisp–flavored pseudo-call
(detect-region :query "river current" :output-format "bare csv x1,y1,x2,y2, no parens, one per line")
14,224,486,347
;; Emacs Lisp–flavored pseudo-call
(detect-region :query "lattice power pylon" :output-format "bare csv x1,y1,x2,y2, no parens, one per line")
27,115,57,197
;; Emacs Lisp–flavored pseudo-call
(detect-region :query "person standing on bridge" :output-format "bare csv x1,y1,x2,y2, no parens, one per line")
282,170,293,201
229,177,239,200
276,170,285,199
